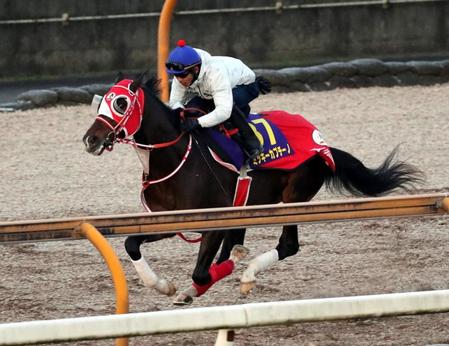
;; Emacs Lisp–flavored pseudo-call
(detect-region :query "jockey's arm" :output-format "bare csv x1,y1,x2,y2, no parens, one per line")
197,71,233,128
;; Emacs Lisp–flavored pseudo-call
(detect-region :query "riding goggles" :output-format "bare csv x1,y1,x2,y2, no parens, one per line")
165,62,198,75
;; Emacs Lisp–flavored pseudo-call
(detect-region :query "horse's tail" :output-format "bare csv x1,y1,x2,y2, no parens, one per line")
324,147,424,197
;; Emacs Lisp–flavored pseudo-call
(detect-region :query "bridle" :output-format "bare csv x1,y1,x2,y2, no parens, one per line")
94,81,196,185
95,116,120,151
95,79,186,151
95,81,143,151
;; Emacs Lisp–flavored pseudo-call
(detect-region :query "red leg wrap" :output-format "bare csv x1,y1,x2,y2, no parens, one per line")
210,259,235,282
192,260,235,297
192,281,213,297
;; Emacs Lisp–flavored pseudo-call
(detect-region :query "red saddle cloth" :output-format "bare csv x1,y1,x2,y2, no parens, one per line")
249,110,335,171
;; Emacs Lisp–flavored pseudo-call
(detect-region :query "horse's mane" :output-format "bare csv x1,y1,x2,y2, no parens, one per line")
137,74,180,129
115,72,161,99
113,72,182,130
143,77,161,98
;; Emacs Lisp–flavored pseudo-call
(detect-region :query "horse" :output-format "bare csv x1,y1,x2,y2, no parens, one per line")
83,74,423,305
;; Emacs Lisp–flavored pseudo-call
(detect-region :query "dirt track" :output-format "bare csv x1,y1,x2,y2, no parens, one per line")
1,84,449,345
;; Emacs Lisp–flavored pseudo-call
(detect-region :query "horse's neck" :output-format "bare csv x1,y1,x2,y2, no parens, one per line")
137,93,190,177
141,94,179,143
136,92,236,208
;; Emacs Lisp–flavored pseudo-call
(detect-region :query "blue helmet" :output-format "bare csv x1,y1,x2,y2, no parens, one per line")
165,39,201,75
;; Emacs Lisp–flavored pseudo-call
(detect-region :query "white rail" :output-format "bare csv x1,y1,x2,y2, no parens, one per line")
2,289,449,345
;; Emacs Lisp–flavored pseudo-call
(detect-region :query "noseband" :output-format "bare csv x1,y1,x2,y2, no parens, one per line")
94,116,117,151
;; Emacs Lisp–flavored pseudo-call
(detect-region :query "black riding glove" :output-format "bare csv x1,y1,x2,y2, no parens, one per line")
181,118,201,132
256,76,272,95
173,107,185,118
183,109,204,118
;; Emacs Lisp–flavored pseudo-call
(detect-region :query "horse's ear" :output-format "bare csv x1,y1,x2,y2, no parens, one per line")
129,79,140,93
130,72,147,92
115,71,124,83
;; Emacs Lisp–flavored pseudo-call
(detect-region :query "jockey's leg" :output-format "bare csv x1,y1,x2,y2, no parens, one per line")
240,225,298,294
125,234,177,296
230,105,263,159
232,82,260,112
229,83,263,159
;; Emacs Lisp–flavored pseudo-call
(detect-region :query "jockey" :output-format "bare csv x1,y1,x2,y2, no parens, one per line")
165,39,271,159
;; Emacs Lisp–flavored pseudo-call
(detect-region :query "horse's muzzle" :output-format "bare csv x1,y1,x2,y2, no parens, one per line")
83,134,106,156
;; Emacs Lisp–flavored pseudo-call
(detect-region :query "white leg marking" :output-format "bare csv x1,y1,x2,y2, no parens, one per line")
240,249,279,294
131,257,176,296
229,244,250,263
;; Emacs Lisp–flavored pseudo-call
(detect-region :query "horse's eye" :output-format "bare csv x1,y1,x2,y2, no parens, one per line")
113,97,128,114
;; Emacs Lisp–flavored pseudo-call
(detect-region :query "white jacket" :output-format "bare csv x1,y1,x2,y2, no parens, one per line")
168,49,256,128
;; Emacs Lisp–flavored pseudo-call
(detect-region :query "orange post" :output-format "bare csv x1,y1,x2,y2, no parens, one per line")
80,223,129,346
158,0,178,102
442,197,449,212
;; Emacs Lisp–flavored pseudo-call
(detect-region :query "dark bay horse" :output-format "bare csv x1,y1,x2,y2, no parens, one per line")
83,75,422,304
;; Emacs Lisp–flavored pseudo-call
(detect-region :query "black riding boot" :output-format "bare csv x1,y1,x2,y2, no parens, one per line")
230,106,263,160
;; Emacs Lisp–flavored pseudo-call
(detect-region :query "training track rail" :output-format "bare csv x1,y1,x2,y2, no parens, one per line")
2,289,449,345
0,193,448,243
1,193,448,345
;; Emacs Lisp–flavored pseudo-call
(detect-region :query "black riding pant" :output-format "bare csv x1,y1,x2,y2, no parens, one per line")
184,82,261,157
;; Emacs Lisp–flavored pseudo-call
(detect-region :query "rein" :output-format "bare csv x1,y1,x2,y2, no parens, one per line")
192,136,234,205
118,132,185,150
134,134,198,243
95,113,186,151
140,134,193,187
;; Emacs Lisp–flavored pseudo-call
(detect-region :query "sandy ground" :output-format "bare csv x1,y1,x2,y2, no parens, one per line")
1,83,449,345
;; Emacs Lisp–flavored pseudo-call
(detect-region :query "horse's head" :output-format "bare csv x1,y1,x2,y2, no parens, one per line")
83,74,145,155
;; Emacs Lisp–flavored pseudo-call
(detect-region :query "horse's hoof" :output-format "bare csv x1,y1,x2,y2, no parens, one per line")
155,279,177,297
240,281,256,295
230,245,250,263
173,293,193,305
166,282,177,297
173,286,197,305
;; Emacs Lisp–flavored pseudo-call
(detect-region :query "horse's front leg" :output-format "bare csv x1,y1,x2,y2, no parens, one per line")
173,229,249,305
125,234,177,296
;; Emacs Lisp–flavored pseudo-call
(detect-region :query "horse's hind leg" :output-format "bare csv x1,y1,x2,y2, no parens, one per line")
240,157,326,295
240,225,298,294
216,228,248,264
125,234,177,296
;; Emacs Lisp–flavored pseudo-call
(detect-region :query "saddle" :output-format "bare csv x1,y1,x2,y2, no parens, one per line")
201,110,335,173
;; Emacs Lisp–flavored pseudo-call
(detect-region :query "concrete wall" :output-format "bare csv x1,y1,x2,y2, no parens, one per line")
1,0,448,79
